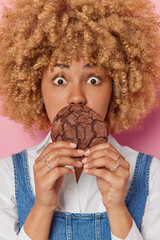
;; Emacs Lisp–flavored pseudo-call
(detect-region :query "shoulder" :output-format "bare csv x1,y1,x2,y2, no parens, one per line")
0,155,16,206
0,132,52,200
26,131,52,158
0,155,14,182
148,156,160,194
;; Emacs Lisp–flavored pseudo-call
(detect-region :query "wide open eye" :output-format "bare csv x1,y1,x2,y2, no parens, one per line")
53,77,67,85
87,76,101,85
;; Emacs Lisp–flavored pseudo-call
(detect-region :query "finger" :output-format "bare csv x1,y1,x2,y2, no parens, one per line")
48,167,75,183
83,156,129,178
40,156,82,174
35,147,84,171
84,167,129,191
36,146,84,166
35,141,78,163
84,148,118,162
84,142,118,156
83,156,118,171
83,148,129,170
42,148,84,162
84,168,119,187
35,166,75,191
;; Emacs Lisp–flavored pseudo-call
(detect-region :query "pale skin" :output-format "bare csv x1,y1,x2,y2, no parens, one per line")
24,58,133,239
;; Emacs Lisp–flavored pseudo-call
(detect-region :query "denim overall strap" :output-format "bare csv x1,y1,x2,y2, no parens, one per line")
12,150,35,230
125,152,153,231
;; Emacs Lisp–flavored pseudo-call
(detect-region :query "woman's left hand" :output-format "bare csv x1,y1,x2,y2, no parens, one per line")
82,143,130,212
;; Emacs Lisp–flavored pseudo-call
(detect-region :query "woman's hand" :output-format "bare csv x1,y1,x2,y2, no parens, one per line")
33,141,84,212
24,141,84,239
82,142,130,212
82,142,133,238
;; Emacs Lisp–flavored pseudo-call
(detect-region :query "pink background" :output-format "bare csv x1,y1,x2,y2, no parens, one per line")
0,0,160,159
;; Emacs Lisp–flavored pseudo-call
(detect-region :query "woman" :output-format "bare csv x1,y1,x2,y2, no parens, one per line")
0,0,160,239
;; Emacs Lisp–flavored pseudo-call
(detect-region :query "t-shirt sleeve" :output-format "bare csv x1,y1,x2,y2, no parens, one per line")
17,227,31,240
111,220,143,240
141,157,160,239
111,156,160,240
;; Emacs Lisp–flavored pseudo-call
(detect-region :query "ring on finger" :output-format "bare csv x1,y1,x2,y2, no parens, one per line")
42,154,49,163
110,161,120,172
115,153,120,162
42,154,52,170
46,161,52,170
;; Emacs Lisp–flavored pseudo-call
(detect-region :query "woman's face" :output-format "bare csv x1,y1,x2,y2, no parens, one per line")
41,58,112,123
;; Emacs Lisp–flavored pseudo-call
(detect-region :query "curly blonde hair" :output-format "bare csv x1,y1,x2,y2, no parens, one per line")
0,0,160,137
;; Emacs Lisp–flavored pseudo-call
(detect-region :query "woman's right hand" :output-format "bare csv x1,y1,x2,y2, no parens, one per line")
33,141,84,213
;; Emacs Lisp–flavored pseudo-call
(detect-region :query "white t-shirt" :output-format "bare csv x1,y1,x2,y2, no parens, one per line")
0,132,160,240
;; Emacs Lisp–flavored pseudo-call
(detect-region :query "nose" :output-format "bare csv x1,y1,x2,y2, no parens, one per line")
68,85,87,106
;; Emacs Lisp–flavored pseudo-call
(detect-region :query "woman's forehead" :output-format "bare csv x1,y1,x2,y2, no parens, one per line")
44,59,106,76
53,62,95,69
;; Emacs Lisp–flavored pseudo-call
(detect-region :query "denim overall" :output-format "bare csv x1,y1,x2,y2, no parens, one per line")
12,150,153,240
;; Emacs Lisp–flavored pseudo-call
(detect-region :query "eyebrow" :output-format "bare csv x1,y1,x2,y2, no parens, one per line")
54,63,95,69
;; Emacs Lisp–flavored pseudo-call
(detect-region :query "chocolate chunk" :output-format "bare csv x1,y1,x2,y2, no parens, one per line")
51,104,109,150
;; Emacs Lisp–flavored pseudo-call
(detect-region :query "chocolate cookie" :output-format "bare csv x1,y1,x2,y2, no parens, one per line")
51,104,109,150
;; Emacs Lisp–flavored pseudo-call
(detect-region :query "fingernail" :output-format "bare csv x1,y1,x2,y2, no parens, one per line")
84,169,89,173
84,164,88,168
70,143,77,148
82,157,87,164
77,161,82,165
85,149,90,156
77,150,84,154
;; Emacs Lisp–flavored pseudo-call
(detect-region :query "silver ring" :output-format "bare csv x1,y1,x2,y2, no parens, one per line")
46,161,52,170
42,154,49,163
110,161,120,172
115,153,120,162
42,154,52,170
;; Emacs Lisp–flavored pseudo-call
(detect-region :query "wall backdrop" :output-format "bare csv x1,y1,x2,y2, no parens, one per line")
0,0,160,159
